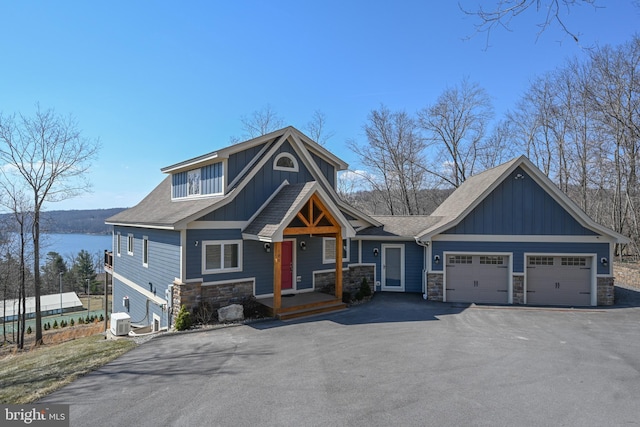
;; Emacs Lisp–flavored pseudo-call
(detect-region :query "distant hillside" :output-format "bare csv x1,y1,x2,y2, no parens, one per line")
0,208,127,235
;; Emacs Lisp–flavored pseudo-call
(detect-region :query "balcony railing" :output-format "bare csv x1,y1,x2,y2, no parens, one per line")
104,250,113,270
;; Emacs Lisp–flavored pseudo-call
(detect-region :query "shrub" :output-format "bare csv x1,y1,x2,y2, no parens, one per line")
242,296,265,319
355,290,364,301
70,318,75,326
342,291,352,304
60,320,66,328
26,326,32,334
85,316,91,324
53,320,59,329
193,302,215,325
360,278,372,297
78,317,84,324
174,305,192,331
99,314,104,322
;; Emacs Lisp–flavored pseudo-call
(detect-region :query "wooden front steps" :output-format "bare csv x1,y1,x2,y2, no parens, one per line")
258,292,347,320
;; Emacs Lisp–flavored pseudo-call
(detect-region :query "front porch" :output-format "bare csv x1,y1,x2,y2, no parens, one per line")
257,292,346,320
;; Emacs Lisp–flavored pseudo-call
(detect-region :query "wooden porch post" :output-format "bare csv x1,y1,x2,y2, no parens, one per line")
273,241,282,315
335,231,342,300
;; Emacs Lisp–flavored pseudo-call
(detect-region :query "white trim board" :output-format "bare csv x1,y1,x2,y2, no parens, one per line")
113,272,166,306
432,234,612,243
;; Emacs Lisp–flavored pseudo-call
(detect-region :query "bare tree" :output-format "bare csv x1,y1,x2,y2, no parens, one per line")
0,106,100,345
417,78,494,188
349,106,427,215
305,110,335,145
460,0,600,46
240,104,285,139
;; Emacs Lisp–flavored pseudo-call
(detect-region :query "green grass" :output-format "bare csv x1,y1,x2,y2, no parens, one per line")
0,336,136,404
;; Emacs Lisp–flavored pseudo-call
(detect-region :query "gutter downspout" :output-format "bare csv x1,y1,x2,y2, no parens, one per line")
416,238,430,300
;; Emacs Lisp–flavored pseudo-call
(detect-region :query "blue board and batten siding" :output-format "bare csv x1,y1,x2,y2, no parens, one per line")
172,163,224,198
359,240,424,293
227,142,268,184
199,142,316,222
446,168,597,236
431,241,610,275
310,152,335,188
112,227,180,327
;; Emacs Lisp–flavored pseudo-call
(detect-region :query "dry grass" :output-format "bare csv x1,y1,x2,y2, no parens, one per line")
0,334,136,404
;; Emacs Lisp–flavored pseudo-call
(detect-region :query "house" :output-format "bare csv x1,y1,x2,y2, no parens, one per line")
105,127,628,329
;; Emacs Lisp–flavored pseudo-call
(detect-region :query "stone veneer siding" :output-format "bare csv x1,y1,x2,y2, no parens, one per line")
426,273,443,301
512,275,524,304
596,276,614,306
171,280,254,325
315,265,375,296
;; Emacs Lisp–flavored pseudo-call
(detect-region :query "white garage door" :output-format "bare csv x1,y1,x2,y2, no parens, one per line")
445,255,509,304
526,256,592,306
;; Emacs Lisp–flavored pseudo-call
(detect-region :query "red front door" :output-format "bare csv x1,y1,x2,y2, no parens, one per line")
280,240,293,290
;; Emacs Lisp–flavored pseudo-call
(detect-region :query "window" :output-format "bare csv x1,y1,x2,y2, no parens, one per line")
448,255,472,264
529,256,554,266
187,169,201,196
116,232,121,257
561,257,586,266
142,236,149,267
202,240,242,273
273,153,299,172
323,238,349,264
127,234,134,256
480,256,504,265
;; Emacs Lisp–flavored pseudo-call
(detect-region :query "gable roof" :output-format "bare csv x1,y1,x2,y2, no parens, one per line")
243,181,355,242
106,126,380,229
415,155,630,243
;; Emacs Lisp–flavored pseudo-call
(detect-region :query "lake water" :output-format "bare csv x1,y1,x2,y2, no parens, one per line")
40,233,112,259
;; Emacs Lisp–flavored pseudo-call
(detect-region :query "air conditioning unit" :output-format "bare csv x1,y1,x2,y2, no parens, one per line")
110,312,131,336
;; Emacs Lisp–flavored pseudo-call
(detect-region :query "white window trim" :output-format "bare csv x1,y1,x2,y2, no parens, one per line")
273,153,299,172
187,169,201,196
142,236,149,268
322,237,349,264
127,233,134,256
202,240,243,274
116,232,121,257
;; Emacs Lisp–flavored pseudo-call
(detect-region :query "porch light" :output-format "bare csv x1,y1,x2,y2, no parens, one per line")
299,241,306,251
601,257,608,266
264,243,271,253
434,255,440,264
373,248,379,257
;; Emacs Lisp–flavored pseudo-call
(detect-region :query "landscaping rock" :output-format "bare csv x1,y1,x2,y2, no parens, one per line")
218,304,244,322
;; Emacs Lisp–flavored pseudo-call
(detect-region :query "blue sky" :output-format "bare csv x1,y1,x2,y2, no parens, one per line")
0,1,637,210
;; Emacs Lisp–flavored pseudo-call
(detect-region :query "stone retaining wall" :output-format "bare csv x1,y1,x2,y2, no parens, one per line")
597,277,615,305
614,262,640,289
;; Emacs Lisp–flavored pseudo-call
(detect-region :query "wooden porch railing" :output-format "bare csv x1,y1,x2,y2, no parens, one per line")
104,250,113,270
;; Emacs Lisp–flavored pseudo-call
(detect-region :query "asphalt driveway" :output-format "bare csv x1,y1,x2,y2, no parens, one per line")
42,291,640,427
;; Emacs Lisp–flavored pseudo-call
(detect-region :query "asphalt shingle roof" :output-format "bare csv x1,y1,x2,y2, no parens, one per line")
105,177,224,228
243,182,317,240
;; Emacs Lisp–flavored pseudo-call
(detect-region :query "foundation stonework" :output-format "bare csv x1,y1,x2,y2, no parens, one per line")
597,276,615,306
427,273,443,301
171,280,253,325
315,265,375,296
513,275,524,304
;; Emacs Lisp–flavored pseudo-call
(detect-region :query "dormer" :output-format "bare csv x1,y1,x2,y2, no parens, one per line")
161,153,227,200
